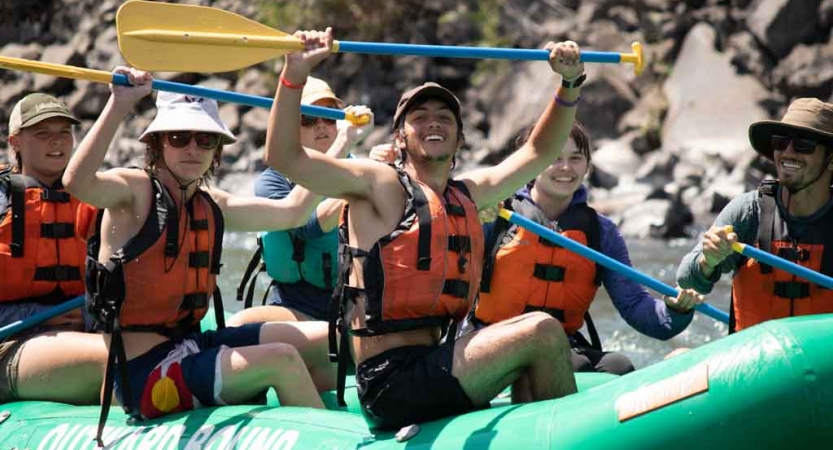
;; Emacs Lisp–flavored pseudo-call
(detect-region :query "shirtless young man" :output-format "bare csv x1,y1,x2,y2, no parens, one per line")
266,29,585,429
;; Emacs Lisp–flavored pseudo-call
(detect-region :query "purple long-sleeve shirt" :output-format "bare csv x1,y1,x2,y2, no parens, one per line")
483,186,693,340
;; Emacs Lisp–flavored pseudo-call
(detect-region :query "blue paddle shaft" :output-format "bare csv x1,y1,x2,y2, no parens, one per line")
737,244,833,290
504,211,729,324
337,41,621,63
0,296,85,341
111,74,345,121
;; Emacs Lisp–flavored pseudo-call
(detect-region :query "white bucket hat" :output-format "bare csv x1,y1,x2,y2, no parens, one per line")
139,91,236,144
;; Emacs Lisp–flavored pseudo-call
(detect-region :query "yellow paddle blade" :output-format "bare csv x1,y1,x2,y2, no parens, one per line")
117,0,303,72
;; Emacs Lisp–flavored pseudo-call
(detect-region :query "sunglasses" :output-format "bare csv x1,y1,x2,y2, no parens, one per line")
300,115,337,127
770,135,819,155
164,131,221,150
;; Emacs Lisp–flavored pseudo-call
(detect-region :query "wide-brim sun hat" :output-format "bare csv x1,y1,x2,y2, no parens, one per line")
139,91,236,144
302,77,344,108
748,97,833,160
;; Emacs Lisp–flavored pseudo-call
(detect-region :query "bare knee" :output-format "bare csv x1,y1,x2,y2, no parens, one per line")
521,312,569,351
263,342,304,365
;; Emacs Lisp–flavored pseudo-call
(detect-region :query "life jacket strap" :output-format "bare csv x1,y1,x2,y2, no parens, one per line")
9,174,25,258
442,279,470,298
774,281,810,299
34,265,81,282
40,222,75,239
40,189,70,203
533,264,566,282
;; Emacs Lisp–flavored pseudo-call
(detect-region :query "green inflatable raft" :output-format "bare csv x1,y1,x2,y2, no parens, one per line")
2,314,831,449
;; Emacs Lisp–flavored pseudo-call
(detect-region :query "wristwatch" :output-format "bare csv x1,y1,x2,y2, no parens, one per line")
562,73,587,89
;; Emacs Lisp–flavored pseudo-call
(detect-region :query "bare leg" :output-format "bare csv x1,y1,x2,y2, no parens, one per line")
511,372,533,404
217,343,324,409
16,331,108,405
258,321,336,392
451,312,577,406
227,306,313,327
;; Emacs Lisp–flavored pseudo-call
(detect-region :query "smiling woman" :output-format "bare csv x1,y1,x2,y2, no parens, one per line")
474,120,705,376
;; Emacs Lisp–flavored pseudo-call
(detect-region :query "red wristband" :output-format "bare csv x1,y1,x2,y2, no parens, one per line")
280,76,306,90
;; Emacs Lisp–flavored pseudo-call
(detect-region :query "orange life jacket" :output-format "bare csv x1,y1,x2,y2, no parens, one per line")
87,173,226,442
86,174,224,334
0,167,96,304
328,168,483,405
731,180,833,331
476,194,602,334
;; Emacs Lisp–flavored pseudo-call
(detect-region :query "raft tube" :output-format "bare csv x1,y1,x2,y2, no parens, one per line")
1,314,830,449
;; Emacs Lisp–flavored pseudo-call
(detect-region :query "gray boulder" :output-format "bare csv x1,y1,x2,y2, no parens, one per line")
662,23,771,170
747,0,823,58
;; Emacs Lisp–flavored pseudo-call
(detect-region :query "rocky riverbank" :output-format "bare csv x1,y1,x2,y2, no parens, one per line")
1,0,831,237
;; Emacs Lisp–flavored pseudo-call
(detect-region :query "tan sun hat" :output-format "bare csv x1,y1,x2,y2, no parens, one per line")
301,77,344,108
8,93,79,135
139,92,235,144
748,98,833,160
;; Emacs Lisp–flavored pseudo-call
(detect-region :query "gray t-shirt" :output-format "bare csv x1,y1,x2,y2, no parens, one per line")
677,186,833,294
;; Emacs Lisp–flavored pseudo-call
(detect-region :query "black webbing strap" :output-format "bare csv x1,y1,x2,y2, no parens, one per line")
774,281,810,299
480,198,513,293
191,219,209,230
584,312,602,351
412,183,433,271
34,265,81,282
322,251,334,289
442,279,470,298
532,264,566,282
189,251,210,268
291,234,305,263
447,235,471,253
756,182,777,274
95,323,134,448
202,190,225,330
40,222,75,239
213,286,226,329
40,189,69,202
9,174,25,257
777,246,810,262
728,294,737,334
336,320,350,407
237,242,264,307
155,179,178,258
446,203,466,217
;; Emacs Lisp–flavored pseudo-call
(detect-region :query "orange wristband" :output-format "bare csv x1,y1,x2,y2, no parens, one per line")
280,76,306,90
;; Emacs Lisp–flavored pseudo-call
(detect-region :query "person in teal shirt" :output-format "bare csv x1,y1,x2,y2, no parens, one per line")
230,77,372,323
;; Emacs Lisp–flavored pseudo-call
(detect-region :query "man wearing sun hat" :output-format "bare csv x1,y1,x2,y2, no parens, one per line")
61,66,340,446
228,76,373,326
0,92,108,407
677,97,833,332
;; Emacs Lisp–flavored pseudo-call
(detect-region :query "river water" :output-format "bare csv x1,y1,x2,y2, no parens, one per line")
216,232,733,370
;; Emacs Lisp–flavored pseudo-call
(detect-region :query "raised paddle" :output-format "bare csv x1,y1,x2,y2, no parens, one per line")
499,208,730,324
116,0,645,75
724,225,833,290
0,55,369,124
0,296,85,341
